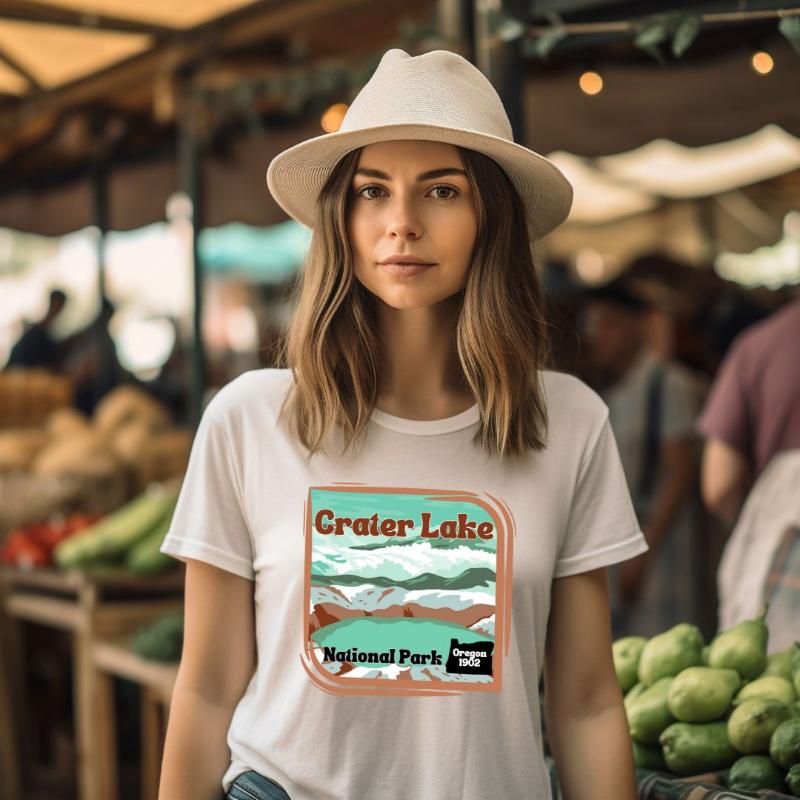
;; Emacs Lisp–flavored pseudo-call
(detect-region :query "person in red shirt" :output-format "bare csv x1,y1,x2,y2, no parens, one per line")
697,296,800,526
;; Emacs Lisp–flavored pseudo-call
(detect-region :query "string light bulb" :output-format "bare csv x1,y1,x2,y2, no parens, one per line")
751,50,774,75
321,103,348,132
579,71,603,95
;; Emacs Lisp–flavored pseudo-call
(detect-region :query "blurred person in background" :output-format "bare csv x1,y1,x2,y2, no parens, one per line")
5,288,67,370
62,297,133,415
579,277,707,637
542,258,584,376
697,292,800,647
141,317,190,425
697,292,800,528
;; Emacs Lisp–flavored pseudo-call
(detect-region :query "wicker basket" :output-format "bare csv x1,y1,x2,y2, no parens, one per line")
0,369,73,429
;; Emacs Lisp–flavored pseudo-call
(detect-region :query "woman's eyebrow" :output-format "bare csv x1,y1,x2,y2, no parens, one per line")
354,167,467,181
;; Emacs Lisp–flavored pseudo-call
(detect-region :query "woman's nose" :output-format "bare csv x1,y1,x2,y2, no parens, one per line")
385,203,422,238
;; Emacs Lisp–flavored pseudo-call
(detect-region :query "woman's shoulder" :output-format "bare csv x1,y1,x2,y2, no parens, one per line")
539,369,610,449
539,369,608,419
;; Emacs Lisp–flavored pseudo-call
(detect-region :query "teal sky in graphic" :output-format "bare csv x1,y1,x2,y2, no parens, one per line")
310,488,498,553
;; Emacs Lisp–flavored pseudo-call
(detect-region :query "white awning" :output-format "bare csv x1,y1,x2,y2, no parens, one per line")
547,125,800,226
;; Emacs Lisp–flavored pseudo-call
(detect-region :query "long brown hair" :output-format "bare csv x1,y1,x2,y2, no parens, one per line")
274,144,553,461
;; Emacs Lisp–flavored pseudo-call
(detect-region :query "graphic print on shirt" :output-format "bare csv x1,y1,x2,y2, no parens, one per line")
300,484,514,696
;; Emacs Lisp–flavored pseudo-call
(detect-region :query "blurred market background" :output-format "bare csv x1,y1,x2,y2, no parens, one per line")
0,0,799,798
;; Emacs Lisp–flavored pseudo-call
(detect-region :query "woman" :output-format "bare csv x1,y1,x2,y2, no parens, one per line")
157,49,647,800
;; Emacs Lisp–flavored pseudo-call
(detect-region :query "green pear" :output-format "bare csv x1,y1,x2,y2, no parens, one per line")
734,675,797,706
660,721,739,775
624,682,646,712
613,636,648,692
786,763,800,795
769,717,800,770
627,677,676,745
631,739,667,770
709,607,769,680
762,647,795,681
638,623,704,687
791,642,800,698
728,755,787,792
728,697,794,754
667,666,741,722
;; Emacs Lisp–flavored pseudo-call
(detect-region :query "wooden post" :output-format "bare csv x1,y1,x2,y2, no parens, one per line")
140,686,163,800
93,669,119,800
0,576,23,800
91,163,109,302
473,0,526,144
74,579,101,800
179,86,208,430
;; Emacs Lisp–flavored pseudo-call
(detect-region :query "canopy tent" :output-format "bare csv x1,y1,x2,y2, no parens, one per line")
1,0,798,237
0,0,392,99
549,125,800,225
0,0,433,236
0,115,326,236
536,124,800,280
1,0,797,425
593,125,800,199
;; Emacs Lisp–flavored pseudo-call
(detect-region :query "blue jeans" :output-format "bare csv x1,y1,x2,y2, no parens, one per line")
226,770,292,800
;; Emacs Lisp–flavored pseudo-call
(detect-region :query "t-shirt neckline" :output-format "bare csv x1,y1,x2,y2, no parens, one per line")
369,401,481,435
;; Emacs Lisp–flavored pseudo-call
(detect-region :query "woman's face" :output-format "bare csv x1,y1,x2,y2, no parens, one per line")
347,140,478,310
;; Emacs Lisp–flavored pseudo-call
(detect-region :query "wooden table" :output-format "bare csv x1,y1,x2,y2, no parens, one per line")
92,634,178,800
0,565,184,800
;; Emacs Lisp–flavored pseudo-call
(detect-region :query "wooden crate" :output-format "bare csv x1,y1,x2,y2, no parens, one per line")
92,634,178,800
0,565,184,800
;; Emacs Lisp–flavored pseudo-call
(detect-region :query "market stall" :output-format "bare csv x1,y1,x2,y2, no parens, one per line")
605,616,800,797
0,1,798,799
0,370,194,799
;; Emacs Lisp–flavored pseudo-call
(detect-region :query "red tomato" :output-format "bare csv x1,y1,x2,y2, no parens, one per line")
65,513,103,534
14,542,49,568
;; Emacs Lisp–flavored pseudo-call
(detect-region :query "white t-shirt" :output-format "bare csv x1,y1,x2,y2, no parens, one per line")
160,367,647,800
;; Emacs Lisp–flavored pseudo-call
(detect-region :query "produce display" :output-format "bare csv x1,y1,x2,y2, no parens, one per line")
0,512,104,568
0,383,191,545
0,384,190,488
53,483,180,573
614,608,800,795
96,385,192,493
131,612,184,662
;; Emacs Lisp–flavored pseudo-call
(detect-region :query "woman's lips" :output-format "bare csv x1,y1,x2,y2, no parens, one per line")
380,262,436,277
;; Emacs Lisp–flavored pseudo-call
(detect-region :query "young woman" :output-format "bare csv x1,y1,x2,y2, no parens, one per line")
157,48,648,800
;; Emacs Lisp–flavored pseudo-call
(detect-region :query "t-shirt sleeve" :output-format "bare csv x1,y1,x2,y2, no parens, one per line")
553,411,649,578
159,401,255,581
696,339,750,458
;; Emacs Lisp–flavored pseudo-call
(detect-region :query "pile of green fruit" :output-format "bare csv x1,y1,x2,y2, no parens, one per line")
53,483,179,573
614,609,800,796
131,612,184,662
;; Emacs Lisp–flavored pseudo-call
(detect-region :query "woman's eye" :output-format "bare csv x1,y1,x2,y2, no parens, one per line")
354,184,460,201
431,185,459,200
357,185,384,199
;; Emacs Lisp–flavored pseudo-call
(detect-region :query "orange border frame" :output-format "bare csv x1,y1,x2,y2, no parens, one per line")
299,483,514,696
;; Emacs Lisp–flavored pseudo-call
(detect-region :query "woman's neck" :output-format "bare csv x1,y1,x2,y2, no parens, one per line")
374,298,473,419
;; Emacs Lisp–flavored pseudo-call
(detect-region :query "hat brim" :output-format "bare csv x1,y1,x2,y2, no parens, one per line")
265,123,573,241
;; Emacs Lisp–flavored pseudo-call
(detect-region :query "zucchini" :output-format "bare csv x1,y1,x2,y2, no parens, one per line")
125,503,177,573
54,485,178,569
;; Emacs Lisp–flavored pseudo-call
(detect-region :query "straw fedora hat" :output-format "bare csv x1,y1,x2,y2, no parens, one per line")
266,48,573,241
